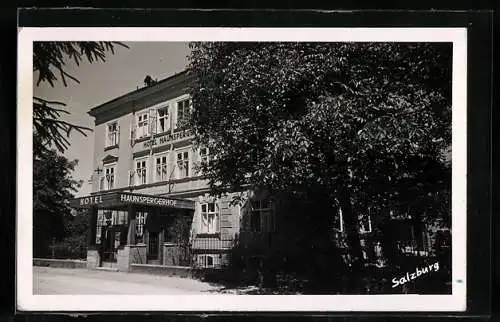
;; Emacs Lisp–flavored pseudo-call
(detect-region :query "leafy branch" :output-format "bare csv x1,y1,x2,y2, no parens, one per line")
33,41,129,154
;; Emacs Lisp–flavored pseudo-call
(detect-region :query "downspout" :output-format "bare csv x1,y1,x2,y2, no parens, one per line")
129,100,137,192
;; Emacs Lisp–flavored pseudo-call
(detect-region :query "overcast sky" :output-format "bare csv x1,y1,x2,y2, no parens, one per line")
33,42,191,197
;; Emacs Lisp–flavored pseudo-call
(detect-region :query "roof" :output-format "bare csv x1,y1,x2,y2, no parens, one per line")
88,69,190,118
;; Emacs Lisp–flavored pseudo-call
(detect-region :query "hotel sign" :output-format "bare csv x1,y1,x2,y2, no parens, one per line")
119,193,178,207
70,192,195,210
143,129,193,148
78,195,104,206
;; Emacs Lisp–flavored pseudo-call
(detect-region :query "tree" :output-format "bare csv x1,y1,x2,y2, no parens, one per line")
33,143,82,257
33,42,128,154
188,42,452,276
61,208,89,259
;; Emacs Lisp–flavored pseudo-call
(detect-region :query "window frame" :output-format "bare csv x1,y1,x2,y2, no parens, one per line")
199,147,215,170
134,157,148,185
156,105,170,134
103,163,116,191
136,111,150,139
154,153,169,182
358,212,373,234
175,97,191,130
249,198,275,233
333,208,373,234
197,254,215,268
200,202,220,234
335,208,344,232
105,121,119,147
176,149,190,179
96,210,105,244
135,211,147,243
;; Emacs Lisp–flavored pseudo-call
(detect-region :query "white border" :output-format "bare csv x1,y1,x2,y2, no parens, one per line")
18,27,467,312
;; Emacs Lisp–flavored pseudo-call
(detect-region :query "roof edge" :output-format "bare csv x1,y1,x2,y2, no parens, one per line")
88,69,191,117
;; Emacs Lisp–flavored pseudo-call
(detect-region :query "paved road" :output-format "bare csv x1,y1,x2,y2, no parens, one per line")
33,266,222,294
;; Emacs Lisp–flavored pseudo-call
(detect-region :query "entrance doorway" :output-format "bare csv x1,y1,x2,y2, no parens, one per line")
148,231,159,260
100,226,120,263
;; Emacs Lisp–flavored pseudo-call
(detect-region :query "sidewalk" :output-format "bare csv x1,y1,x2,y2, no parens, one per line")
33,266,222,294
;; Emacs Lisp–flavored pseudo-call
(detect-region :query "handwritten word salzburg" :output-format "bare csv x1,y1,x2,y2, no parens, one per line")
392,262,439,288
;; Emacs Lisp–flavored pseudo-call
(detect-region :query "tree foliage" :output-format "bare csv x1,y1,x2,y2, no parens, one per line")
33,141,83,257
33,41,128,154
188,42,452,266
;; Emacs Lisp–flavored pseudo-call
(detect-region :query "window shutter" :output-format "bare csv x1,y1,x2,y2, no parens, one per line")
129,122,136,145
241,203,250,232
261,210,271,232
128,170,134,186
150,110,157,135
215,203,221,233
116,125,120,145
219,201,232,240
104,125,109,146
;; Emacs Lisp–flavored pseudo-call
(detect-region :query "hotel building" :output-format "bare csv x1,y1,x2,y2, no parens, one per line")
70,71,276,272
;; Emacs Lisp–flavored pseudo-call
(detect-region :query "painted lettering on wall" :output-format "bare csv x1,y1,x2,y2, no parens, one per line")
79,196,104,206
143,129,193,148
119,193,177,207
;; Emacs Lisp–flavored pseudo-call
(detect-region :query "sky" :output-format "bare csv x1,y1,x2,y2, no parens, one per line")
33,42,191,197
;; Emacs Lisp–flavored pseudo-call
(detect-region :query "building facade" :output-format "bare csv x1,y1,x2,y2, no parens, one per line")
70,71,276,271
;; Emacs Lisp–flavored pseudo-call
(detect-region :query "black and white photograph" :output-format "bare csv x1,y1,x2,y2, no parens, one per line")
17,27,467,311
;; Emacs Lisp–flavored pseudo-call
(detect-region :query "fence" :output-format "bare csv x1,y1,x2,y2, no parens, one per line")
176,243,193,267
47,243,87,260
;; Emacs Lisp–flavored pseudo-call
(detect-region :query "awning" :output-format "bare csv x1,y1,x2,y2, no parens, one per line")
70,192,195,210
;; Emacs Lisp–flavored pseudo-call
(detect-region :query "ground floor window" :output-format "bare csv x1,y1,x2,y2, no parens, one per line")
359,213,373,234
135,212,147,243
200,203,219,234
333,207,372,234
196,254,218,268
249,199,274,232
95,210,129,244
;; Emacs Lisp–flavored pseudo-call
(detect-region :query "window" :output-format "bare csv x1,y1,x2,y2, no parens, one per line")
155,154,168,182
116,211,128,225
135,212,147,243
96,211,105,244
334,208,344,232
157,106,169,133
106,122,119,147
199,147,215,168
197,255,215,268
176,151,189,178
176,99,190,129
200,202,219,234
135,159,147,185
359,213,372,234
103,165,115,190
391,220,429,256
250,199,274,232
333,207,372,233
136,112,149,138
197,147,214,175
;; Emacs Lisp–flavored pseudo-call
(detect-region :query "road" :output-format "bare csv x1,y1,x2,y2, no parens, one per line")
33,266,223,294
